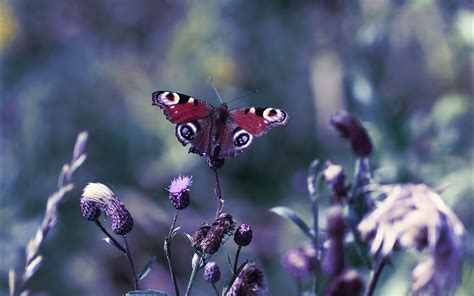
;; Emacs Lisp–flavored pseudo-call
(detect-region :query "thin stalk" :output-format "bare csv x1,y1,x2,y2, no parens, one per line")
185,257,203,296
233,246,242,274
213,167,223,218
366,259,386,296
123,235,139,290
211,283,219,296
165,211,181,296
307,161,320,296
94,220,126,253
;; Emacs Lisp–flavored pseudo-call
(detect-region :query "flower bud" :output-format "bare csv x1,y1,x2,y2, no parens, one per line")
203,261,221,283
282,245,317,278
323,161,348,199
80,199,101,221
234,224,253,247
108,203,134,235
325,269,364,296
226,262,266,296
330,110,373,157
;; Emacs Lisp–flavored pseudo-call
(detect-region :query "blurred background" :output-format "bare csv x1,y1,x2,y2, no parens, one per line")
1,0,472,295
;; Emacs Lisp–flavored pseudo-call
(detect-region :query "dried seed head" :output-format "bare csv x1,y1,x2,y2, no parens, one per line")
191,222,211,252
200,213,236,254
81,183,117,208
203,261,221,283
282,245,317,278
226,262,266,296
234,224,253,247
330,110,373,157
80,199,101,221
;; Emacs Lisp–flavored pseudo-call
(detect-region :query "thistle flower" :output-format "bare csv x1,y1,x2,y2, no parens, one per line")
281,244,317,278
323,161,348,201
358,184,466,294
82,183,134,235
324,269,364,296
322,206,346,277
167,175,192,210
330,110,373,157
203,261,221,283
200,213,236,254
80,199,101,221
234,224,253,247
226,262,266,296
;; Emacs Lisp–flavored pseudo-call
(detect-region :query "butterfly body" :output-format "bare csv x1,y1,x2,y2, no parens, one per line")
152,90,288,166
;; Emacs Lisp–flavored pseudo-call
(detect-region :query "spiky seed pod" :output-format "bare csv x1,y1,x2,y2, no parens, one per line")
330,110,373,157
234,224,253,247
226,262,266,296
80,198,101,221
108,203,134,235
191,222,211,252
203,261,221,283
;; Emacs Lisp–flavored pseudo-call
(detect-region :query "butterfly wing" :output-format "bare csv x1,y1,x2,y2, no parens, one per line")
216,107,289,158
152,91,214,123
152,91,215,156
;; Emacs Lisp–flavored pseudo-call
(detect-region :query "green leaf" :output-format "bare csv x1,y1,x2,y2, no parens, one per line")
138,256,157,281
126,290,167,296
103,237,124,253
270,206,313,239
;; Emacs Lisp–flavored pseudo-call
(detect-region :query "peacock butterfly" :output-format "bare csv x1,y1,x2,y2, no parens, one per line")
152,90,289,167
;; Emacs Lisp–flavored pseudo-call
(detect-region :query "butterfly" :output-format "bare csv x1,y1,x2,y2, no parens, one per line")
152,90,289,167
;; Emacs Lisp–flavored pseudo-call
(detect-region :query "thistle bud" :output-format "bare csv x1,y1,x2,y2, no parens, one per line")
80,199,101,221
325,269,364,296
226,262,266,296
203,261,221,283
330,110,373,157
322,207,346,277
282,244,317,278
234,224,253,247
108,203,134,235
167,175,192,210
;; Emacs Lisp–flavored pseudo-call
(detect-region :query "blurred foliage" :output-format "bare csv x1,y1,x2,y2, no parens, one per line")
1,0,472,295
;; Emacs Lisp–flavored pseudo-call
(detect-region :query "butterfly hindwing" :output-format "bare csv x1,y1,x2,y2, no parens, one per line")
152,91,214,123
175,117,212,156
229,107,289,136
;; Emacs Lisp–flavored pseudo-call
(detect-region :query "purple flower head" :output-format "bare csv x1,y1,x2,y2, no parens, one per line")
167,175,193,196
167,175,192,210
80,199,101,221
203,261,221,283
234,223,253,247
330,110,373,157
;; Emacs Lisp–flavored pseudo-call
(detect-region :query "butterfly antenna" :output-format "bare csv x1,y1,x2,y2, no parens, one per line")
209,77,224,103
226,89,258,104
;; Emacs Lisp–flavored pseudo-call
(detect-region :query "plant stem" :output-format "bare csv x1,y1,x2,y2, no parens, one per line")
296,277,302,296
307,160,320,296
165,211,180,296
211,283,219,296
94,220,126,253
185,256,203,296
123,235,139,290
365,259,386,296
233,246,242,274
213,167,223,218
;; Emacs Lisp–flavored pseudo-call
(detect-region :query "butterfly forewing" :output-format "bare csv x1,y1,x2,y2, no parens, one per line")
230,107,289,136
152,91,214,123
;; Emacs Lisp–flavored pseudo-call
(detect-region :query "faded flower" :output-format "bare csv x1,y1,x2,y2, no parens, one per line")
200,213,236,254
191,222,211,253
227,262,266,296
358,184,466,294
323,161,348,201
282,244,317,278
167,175,192,210
330,110,373,157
